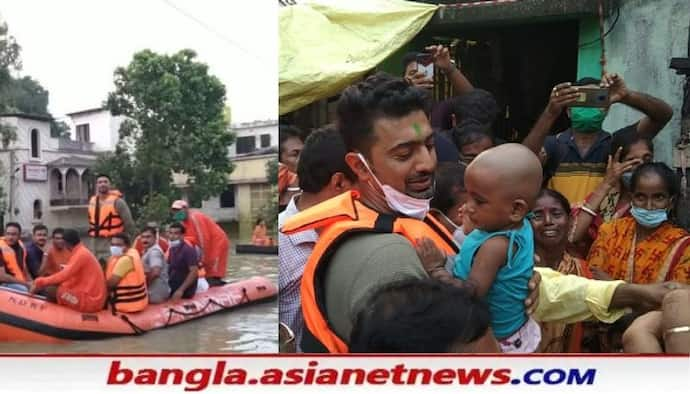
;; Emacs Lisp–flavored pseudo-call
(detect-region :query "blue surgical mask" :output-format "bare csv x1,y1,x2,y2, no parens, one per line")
110,246,124,257
630,206,668,228
621,171,633,190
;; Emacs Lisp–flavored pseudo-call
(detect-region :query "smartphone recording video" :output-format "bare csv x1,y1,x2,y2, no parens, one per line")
568,87,610,108
416,53,434,80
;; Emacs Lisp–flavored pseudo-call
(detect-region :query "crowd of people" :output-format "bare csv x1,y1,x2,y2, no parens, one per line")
0,174,231,314
278,44,690,354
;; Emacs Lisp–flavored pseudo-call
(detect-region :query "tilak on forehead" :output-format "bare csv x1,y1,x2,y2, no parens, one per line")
413,122,422,138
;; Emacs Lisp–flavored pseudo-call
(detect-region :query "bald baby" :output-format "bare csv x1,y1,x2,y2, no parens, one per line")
464,143,543,232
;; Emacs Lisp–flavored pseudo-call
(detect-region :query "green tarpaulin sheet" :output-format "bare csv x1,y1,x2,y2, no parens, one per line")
279,0,438,114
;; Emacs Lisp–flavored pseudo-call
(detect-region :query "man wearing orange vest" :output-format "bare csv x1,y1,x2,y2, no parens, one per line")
105,233,148,313
30,229,106,313
87,174,135,261
170,200,229,286
0,222,30,291
281,74,461,353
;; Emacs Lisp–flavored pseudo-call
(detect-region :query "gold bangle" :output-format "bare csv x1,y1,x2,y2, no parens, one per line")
664,326,690,336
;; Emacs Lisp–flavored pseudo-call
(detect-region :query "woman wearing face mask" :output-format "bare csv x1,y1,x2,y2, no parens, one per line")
569,134,653,257
587,163,690,284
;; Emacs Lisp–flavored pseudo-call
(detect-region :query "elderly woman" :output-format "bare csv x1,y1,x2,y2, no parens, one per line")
587,163,690,284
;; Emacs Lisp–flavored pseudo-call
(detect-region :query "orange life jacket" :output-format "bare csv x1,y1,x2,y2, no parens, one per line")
281,190,459,353
88,190,125,238
105,248,148,313
0,239,27,282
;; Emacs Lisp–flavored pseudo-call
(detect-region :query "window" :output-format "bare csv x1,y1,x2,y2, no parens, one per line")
33,199,42,220
220,185,235,208
260,134,271,148
236,136,256,154
76,124,90,142
30,129,40,158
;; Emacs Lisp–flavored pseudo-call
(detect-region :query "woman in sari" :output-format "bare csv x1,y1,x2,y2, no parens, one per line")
530,188,594,352
569,134,653,258
587,162,690,284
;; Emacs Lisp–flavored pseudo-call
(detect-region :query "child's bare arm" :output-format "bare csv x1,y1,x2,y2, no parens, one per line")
467,237,509,297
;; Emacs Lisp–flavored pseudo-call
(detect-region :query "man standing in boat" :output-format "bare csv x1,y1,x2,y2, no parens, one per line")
170,200,229,286
30,229,107,313
87,174,136,262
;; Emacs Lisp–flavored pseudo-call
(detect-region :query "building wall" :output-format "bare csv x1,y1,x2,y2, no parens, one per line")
229,120,279,156
68,110,123,152
0,116,97,236
602,0,689,164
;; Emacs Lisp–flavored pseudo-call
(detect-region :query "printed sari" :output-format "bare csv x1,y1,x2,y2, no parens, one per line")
587,217,690,284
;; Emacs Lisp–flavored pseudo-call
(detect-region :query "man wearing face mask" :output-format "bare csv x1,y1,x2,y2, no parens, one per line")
523,73,672,205
282,73,485,353
170,200,230,287
105,233,148,313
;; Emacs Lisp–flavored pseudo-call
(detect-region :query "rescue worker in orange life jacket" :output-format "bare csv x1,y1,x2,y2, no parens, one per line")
105,233,148,313
0,222,30,292
87,174,135,262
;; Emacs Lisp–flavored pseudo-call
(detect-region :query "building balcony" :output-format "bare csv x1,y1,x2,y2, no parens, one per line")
58,138,94,152
50,197,89,207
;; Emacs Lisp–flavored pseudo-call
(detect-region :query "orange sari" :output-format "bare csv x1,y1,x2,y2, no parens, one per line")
538,252,593,353
587,217,690,284
252,224,273,246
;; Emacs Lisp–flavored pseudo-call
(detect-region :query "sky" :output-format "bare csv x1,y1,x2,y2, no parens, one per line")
0,0,277,124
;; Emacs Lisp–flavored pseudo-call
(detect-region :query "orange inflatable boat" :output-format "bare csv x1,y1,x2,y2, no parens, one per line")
0,276,277,343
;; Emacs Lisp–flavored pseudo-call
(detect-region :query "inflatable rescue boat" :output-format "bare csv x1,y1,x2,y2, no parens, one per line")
0,276,277,342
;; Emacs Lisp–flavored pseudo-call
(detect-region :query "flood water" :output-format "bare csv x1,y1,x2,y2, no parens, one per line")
0,253,278,353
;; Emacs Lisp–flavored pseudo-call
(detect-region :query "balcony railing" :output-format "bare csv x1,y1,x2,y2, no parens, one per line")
50,198,89,207
58,138,94,152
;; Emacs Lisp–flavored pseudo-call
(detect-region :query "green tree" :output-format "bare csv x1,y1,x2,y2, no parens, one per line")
0,19,21,217
261,158,279,231
101,49,235,223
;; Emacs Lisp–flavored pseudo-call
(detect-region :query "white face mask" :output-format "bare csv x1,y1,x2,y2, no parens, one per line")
357,153,431,220
110,246,124,257
169,239,182,247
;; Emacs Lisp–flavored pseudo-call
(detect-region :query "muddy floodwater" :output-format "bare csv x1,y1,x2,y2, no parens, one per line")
0,253,278,353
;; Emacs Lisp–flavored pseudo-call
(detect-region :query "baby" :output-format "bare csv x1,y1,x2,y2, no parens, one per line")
452,143,543,353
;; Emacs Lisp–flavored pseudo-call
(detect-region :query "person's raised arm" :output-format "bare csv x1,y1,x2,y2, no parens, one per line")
602,73,673,140
427,45,473,95
116,198,136,239
523,83,580,155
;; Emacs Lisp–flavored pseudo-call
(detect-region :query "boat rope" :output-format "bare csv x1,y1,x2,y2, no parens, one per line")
120,314,146,335
163,298,228,327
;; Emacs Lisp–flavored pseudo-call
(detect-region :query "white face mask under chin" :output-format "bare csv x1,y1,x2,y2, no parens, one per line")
357,153,431,220
453,226,466,246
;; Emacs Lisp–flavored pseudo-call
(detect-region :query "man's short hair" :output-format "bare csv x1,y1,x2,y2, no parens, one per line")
336,72,430,154
5,222,21,233
111,233,131,246
169,222,186,234
141,226,157,237
451,121,494,151
96,173,112,182
63,229,80,247
350,279,491,353
279,124,304,158
451,89,499,128
32,224,48,234
297,126,357,193
52,227,65,237
401,51,420,71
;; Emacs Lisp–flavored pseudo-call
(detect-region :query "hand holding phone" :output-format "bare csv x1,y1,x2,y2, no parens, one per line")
416,53,434,80
567,86,610,108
